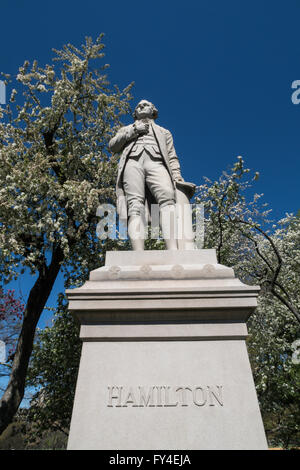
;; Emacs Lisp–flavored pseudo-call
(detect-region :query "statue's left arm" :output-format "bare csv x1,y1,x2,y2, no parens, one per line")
165,130,183,181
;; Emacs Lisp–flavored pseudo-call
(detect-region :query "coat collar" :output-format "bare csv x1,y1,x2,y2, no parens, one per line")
150,122,167,156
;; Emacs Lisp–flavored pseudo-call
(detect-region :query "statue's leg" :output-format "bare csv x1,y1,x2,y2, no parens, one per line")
160,204,178,250
145,156,178,250
123,157,146,251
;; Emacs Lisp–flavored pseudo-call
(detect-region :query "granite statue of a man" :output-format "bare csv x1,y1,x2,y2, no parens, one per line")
109,99,195,250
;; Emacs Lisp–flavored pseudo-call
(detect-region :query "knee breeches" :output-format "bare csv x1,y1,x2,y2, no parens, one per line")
122,152,176,217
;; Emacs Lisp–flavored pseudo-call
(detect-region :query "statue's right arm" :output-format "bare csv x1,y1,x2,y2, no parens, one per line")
109,125,137,154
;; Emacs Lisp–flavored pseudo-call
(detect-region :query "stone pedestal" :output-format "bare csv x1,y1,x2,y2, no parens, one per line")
66,250,268,450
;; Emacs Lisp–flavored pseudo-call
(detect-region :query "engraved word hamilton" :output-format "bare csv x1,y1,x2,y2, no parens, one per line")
107,385,224,408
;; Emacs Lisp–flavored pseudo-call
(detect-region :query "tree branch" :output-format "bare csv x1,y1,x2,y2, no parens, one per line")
229,217,300,324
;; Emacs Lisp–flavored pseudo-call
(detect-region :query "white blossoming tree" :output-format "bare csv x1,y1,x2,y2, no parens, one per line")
0,34,133,434
196,157,300,324
196,158,300,447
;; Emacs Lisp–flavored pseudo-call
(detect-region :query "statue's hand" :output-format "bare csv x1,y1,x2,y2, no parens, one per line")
133,120,149,135
174,175,184,182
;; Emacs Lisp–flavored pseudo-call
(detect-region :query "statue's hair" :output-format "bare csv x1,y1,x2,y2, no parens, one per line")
133,100,158,120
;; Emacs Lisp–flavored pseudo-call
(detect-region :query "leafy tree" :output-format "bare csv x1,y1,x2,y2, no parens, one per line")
248,295,300,448
0,411,28,450
26,296,80,439
0,409,67,449
0,34,133,434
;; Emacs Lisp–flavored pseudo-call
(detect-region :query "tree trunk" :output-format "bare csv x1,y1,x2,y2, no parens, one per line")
0,247,64,435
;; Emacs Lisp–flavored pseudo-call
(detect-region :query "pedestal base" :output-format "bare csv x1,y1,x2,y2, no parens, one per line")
66,250,267,450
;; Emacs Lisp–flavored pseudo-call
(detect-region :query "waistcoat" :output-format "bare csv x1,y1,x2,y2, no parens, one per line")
129,124,161,158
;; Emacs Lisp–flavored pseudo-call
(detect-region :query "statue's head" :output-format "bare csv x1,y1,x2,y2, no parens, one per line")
133,99,158,120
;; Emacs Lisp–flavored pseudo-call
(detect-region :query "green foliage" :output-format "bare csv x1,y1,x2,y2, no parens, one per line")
0,414,28,450
0,410,67,449
26,297,81,438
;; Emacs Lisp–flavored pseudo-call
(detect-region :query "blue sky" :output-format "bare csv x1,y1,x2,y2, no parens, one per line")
1,0,300,326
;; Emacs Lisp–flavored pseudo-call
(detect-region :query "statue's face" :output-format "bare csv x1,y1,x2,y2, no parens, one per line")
135,100,153,120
